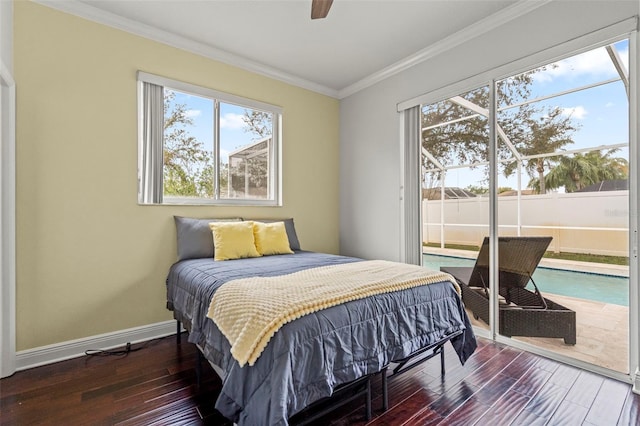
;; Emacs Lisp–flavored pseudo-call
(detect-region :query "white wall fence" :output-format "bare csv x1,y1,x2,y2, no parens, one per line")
423,190,629,257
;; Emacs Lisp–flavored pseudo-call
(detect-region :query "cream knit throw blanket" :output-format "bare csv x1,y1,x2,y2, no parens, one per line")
207,260,459,367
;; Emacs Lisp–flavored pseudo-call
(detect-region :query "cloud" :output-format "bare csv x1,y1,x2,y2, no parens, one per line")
220,113,245,129
533,46,629,83
184,109,201,118
561,106,588,120
605,102,614,108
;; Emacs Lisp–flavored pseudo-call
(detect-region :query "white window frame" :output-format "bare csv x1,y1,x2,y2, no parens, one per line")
137,71,283,206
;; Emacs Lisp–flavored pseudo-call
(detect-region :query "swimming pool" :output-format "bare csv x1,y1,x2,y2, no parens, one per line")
423,254,629,306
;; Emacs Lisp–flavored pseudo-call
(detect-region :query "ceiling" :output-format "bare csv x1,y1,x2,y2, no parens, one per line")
46,0,544,97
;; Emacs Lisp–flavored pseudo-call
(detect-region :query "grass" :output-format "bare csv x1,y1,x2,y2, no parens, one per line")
423,242,629,266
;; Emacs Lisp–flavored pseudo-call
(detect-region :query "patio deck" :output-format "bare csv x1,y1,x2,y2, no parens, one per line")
467,293,629,373
424,247,630,373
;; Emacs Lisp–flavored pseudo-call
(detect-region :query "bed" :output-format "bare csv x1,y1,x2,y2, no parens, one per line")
165,217,477,425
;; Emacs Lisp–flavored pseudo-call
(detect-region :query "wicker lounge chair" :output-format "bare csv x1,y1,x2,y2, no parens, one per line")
441,236,576,345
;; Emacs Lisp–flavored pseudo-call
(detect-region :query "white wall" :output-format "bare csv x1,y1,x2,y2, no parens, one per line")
424,191,630,257
339,0,639,262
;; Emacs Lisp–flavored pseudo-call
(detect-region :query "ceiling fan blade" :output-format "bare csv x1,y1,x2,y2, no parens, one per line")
311,0,333,19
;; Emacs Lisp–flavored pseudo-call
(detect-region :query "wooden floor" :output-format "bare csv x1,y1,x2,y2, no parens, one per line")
1,334,639,425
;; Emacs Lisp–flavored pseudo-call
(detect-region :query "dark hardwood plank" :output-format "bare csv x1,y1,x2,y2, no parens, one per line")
510,409,548,426
426,380,480,418
546,399,590,425
583,378,630,425
617,388,640,426
402,407,444,426
463,346,521,388
470,373,518,406
563,370,605,408
438,396,490,426
500,350,539,379
510,365,553,397
436,365,520,425
547,363,582,388
474,389,531,425
367,388,438,426
422,342,506,395
534,356,562,373
2,335,638,426
112,378,219,424
515,382,570,421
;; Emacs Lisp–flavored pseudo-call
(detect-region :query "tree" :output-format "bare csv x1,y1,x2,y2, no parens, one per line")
162,98,276,198
464,185,514,195
464,185,489,195
531,148,628,192
421,65,580,193
242,110,272,140
421,71,541,179
163,90,213,197
512,107,578,194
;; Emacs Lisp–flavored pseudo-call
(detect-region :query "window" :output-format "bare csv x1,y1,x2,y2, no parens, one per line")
137,72,282,205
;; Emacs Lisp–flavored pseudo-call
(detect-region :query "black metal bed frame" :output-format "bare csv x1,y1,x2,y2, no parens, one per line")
177,320,462,424
289,374,373,425
380,330,463,411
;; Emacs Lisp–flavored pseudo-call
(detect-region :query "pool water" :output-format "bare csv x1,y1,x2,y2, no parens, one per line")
424,254,629,307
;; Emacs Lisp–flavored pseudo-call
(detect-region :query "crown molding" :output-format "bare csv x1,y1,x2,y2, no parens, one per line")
33,0,340,98
34,0,551,100
337,0,553,99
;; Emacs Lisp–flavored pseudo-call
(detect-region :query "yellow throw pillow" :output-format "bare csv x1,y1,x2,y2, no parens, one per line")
209,221,261,261
253,221,294,256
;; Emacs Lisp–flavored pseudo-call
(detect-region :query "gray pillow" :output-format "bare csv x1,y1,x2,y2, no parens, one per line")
174,216,242,261
244,218,301,251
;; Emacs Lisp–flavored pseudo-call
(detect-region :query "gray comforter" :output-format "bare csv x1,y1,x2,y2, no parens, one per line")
166,251,476,425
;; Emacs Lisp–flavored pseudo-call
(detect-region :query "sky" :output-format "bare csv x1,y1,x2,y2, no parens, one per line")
430,38,630,191
166,91,265,165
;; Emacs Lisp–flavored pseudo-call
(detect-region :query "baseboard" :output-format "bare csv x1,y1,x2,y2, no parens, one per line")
15,320,180,371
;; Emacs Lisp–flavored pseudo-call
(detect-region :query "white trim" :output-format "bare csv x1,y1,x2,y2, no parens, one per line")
0,61,16,379
137,71,283,114
339,0,552,99
398,17,639,112
34,0,339,98
15,320,180,371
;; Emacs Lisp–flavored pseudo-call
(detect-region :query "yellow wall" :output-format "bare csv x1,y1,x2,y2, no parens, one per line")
14,2,340,350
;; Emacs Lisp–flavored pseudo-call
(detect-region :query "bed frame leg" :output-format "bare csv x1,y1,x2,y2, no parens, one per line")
440,346,445,376
195,348,203,388
365,376,372,421
381,366,389,412
176,320,182,344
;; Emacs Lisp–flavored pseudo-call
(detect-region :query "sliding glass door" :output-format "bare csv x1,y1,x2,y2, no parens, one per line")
421,85,492,335
420,36,634,376
495,39,630,374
